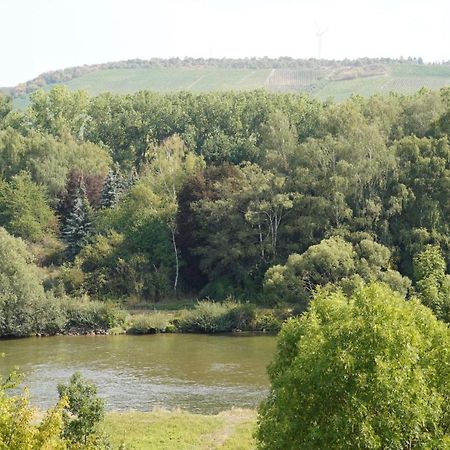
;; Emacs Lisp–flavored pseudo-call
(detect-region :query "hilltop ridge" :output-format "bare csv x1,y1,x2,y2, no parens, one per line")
3,57,450,103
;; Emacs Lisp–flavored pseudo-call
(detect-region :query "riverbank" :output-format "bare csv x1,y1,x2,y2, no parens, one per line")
103,408,257,450
1,299,290,338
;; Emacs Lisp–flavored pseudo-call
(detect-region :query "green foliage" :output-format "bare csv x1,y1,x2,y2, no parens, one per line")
62,298,126,333
1,85,450,305
0,227,126,337
87,180,175,300
178,301,233,333
259,109,298,172
392,136,450,272
224,303,257,330
0,365,68,450
413,245,450,322
0,366,112,449
0,127,27,178
191,163,297,296
0,172,57,242
26,134,111,205
29,86,89,137
257,283,450,449
0,227,56,337
264,236,410,306
126,312,172,334
178,301,257,333
0,94,12,122
254,312,283,333
143,134,206,291
57,372,107,448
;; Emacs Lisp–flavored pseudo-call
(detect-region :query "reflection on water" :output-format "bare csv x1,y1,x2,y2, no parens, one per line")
0,334,276,413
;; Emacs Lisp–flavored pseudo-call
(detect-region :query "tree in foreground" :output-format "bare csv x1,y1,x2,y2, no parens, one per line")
57,372,107,448
0,366,67,450
256,283,450,449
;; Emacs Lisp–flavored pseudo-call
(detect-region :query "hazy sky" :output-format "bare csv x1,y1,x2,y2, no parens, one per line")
1,0,449,86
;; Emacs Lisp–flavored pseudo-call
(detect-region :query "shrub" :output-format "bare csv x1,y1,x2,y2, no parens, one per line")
178,301,233,333
57,263,86,296
224,303,257,330
57,372,108,448
61,298,126,333
257,283,450,449
254,313,283,333
177,301,262,333
0,368,68,449
126,312,172,334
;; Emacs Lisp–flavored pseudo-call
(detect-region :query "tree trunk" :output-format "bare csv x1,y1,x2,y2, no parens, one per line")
171,226,179,293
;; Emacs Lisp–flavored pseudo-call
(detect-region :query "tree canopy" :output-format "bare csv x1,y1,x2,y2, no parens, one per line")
257,283,450,449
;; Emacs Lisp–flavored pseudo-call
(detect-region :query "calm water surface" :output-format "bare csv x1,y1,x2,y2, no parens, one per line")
0,334,276,413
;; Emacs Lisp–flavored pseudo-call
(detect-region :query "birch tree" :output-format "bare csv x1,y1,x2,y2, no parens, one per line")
144,135,205,292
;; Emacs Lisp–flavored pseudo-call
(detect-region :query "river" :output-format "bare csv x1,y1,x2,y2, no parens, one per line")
0,333,276,413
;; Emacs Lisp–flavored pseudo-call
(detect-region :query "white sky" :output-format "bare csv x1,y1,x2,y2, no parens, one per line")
1,0,449,86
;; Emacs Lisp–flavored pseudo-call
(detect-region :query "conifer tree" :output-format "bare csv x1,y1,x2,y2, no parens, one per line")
100,168,120,209
63,178,92,258
100,163,131,209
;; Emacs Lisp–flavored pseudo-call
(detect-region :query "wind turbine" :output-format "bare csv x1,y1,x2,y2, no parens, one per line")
314,20,329,60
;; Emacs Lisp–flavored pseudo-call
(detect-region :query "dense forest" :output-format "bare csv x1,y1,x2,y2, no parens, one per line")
0,85,449,336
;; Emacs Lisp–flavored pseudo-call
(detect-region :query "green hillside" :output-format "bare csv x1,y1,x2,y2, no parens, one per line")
65,68,272,94
7,60,450,106
315,64,450,101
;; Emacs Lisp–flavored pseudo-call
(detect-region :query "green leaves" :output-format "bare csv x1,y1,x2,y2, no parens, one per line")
257,283,450,449
414,245,450,322
57,372,106,446
264,236,411,306
0,172,56,242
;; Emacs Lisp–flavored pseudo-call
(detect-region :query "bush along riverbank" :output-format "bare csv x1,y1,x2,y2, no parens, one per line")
0,298,291,338
125,301,290,335
0,294,127,338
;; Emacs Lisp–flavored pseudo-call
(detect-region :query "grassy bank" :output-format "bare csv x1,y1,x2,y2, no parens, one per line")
122,300,290,335
0,296,290,338
103,408,257,450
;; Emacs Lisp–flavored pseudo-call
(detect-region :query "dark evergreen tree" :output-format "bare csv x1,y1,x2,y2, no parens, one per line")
100,169,120,209
62,178,92,258
100,163,128,208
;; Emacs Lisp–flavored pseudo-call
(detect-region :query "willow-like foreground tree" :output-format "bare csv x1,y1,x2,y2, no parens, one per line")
257,283,450,449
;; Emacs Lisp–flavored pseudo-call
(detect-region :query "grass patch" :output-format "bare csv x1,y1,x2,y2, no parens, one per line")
103,408,256,449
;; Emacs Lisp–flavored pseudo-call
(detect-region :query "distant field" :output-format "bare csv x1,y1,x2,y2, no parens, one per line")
314,64,450,101
65,68,272,95
11,63,450,107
